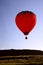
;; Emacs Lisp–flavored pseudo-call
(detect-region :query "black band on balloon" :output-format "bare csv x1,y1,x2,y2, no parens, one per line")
23,32,29,35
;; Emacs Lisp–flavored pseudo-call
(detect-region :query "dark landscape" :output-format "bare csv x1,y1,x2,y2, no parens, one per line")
0,49,43,65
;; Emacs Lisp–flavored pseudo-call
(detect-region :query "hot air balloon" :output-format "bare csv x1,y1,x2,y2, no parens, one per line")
15,11,36,39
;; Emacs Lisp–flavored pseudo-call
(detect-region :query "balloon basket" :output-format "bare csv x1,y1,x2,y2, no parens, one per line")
25,36,28,39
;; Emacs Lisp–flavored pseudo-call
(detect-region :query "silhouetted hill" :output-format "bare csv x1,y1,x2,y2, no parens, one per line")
0,49,43,56
0,49,43,64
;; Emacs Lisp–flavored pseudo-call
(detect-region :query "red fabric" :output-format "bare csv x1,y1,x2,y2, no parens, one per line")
15,11,36,35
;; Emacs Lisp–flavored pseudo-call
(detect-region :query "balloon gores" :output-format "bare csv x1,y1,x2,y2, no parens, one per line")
15,11,36,39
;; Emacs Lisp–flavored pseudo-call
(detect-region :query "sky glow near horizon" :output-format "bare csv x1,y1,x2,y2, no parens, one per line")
0,0,43,51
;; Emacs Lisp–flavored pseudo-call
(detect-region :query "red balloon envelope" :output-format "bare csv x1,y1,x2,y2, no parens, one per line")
15,11,36,39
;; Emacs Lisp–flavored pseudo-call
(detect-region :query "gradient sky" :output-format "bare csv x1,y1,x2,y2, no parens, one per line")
0,0,43,50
